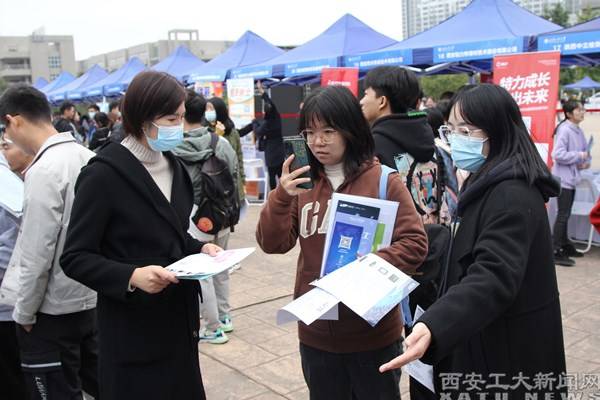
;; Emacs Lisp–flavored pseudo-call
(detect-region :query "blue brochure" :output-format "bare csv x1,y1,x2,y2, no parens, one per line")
323,222,363,276
322,200,380,276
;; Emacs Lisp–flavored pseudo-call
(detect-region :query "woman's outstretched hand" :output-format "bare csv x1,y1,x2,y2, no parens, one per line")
379,322,432,372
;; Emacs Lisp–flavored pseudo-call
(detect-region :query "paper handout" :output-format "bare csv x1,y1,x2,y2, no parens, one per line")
276,287,339,325
166,247,255,280
0,165,24,217
403,306,435,393
313,253,419,327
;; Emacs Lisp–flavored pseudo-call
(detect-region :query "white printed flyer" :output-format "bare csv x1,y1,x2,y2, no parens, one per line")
313,253,419,327
276,287,339,325
403,305,435,393
0,162,24,218
166,247,255,280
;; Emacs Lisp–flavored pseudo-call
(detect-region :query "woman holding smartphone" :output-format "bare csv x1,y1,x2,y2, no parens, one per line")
60,71,221,400
256,86,428,400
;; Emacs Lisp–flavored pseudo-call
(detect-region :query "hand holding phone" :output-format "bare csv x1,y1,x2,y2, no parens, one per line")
283,136,314,193
280,155,312,196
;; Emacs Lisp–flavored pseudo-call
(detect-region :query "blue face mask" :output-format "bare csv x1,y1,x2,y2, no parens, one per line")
205,110,217,123
449,134,488,172
146,122,184,152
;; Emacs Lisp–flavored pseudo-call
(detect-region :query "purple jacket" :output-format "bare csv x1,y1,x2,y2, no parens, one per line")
552,120,588,190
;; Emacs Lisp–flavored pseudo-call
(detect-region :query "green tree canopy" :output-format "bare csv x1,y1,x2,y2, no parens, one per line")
420,74,470,100
543,3,570,27
577,6,600,24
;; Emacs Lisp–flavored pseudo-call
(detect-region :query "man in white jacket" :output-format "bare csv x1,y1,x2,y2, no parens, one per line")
0,85,98,399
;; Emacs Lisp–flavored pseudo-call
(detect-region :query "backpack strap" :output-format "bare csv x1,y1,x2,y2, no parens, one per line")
379,165,413,328
379,165,396,199
209,131,219,153
433,147,446,224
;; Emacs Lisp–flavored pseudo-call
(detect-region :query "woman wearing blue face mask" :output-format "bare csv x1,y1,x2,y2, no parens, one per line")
60,71,221,400
379,84,566,399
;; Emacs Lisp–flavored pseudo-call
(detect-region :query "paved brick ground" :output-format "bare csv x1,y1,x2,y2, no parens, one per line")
199,206,600,399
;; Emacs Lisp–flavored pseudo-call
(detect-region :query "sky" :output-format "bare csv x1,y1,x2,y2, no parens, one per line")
0,0,405,61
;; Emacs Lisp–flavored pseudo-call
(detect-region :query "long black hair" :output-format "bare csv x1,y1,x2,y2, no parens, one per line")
553,99,582,137
299,86,374,179
449,83,549,185
207,97,235,135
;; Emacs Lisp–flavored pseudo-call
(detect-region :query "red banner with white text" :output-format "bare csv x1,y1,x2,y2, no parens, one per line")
493,51,561,165
321,68,359,96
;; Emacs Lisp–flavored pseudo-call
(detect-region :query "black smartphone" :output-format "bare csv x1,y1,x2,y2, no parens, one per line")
283,136,313,190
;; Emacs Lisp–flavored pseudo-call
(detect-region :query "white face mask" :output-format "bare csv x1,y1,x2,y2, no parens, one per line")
145,122,184,152
205,110,217,123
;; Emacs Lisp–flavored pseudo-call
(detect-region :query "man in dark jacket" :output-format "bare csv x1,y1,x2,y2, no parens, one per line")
53,101,81,142
360,66,438,400
107,99,125,143
360,66,435,169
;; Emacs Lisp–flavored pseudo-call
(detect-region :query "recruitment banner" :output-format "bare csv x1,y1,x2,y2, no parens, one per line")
226,78,255,129
493,51,561,165
193,81,223,99
321,68,359,96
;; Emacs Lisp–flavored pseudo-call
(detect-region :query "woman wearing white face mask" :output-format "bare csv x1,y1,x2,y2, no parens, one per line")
380,84,566,399
60,71,221,400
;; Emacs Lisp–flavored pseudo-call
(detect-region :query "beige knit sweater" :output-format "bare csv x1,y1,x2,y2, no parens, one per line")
121,136,173,202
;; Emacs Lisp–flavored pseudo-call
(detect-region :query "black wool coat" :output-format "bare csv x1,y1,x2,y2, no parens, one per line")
419,159,567,399
61,141,206,400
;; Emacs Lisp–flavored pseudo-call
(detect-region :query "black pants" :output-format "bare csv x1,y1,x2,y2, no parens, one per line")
268,163,283,191
300,341,402,400
0,321,29,399
553,188,576,250
16,310,99,400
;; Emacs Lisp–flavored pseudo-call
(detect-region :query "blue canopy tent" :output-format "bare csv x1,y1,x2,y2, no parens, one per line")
47,65,109,104
187,31,284,83
564,75,600,90
81,57,146,99
40,72,75,95
151,45,205,81
538,16,600,67
345,0,561,75
230,14,397,80
32,77,49,90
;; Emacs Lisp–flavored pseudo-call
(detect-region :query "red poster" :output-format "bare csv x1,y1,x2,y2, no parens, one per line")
321,68,359,96
493,52,561,165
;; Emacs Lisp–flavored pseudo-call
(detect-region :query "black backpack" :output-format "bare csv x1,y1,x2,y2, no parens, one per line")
185,133,240,235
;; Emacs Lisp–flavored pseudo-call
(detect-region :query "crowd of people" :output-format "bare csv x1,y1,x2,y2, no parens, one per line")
0,66,598,400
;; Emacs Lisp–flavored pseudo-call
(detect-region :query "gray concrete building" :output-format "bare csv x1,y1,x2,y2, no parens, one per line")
78,30,235,74
0,33,76,85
